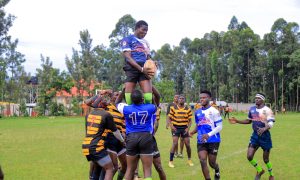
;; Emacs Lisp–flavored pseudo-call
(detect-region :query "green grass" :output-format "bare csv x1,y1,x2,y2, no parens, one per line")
0,112,299,180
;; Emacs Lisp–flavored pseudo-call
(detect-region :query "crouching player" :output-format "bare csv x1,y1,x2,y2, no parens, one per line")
82,93,125,180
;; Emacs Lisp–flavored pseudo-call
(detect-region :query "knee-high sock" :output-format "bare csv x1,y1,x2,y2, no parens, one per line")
266,162,273,176
125,93,132,105
249,159,263,172
143,93,152,104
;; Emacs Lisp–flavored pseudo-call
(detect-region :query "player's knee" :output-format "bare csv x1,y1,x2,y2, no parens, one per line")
263,158,269,164
208,161,217,168
199,158,207,166
143,93,152,104
247,155,253,161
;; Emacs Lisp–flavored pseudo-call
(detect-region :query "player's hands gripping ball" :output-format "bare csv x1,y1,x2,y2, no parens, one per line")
143,59,157,79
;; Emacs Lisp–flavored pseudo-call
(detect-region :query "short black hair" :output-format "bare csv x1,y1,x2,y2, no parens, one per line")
135,20,148,30
131,89,143,104
200,90,212,97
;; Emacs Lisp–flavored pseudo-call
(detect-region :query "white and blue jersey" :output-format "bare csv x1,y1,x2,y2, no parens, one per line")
120,35,150,68
248,105,275,134
194,106,222,144
117,103,156,134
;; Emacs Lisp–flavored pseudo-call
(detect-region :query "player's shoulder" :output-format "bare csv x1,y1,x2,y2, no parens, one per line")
249,106,257,112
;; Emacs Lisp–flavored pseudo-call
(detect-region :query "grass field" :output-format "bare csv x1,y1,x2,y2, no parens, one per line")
0,112,299,180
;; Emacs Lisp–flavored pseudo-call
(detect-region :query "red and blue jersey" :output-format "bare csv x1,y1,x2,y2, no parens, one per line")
120,35,150,67
248,105,275,133
194,106,222,143
117,103,156,134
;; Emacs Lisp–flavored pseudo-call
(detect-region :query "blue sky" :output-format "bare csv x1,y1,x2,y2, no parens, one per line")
5,0,300,74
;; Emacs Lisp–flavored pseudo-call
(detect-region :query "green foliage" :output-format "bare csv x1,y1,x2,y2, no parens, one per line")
49,101,66,116
154,79,175,103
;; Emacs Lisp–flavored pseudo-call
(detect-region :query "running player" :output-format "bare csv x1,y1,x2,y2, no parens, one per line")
190,90,222,180
229,93,275,180
168,95,193,168
117,89,157,180
82,93,125,180
121,20,153,105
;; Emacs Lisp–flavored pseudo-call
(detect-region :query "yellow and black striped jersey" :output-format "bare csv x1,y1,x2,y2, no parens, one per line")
106,104,126,133
168,105,192,127
82,108,117,156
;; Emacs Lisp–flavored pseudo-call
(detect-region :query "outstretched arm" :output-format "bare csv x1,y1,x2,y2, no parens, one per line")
228,117,252,124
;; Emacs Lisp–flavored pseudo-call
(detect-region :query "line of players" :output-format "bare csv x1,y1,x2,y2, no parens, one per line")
82,89,275,180
82,87,166,180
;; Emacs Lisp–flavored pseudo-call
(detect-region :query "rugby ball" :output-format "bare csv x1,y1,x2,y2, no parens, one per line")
143,59,157,78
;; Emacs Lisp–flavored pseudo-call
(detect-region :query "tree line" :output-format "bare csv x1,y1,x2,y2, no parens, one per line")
0,1,299,115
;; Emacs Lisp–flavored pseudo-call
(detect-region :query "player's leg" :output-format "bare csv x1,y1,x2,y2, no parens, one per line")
262,149,274,179
139,79,152,104
140,155,153,179
125,82,136,105
178,136,184,158
260,133,274,179
183,135,193,166
95,155,115,180
248,145,265,179
125,155,139,180
169,134,179,167
0,165,4,180
108,151,118,176
117,150,127,180
198,144,210,180
207,143,220,180
89,162,102,180
153,137,166,180
153,156,166,180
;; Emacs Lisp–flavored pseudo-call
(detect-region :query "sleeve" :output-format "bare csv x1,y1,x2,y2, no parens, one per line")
247,109,253,120
117,103,127,115
120,37,131,52
267,108,275,122
106,114,118,132
187,108,192,120
213,110,222,123
208,110,223,137
168,107,175,119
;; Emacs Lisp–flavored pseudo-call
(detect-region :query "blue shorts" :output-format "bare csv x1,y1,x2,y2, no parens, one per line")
249,131,272,151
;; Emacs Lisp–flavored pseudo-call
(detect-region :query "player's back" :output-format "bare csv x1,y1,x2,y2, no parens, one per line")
123,103,156,134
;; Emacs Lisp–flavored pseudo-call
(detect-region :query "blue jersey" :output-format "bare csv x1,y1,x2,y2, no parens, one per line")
248,105,275,134
194,106,222,143
120,35,150,66
117,103,156,134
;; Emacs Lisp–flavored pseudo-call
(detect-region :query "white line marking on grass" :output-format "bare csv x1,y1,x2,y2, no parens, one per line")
219,148,247,160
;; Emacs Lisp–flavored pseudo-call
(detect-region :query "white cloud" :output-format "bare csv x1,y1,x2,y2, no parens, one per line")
4,0,300,74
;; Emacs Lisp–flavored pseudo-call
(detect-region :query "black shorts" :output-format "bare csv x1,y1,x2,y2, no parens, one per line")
153,136,160,158
126,132,154,156
171,126,189,138
125,70,149,83
197,142,220,155
105,133,126,156
86,149,108,162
